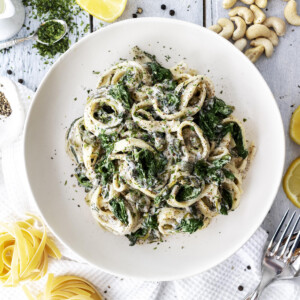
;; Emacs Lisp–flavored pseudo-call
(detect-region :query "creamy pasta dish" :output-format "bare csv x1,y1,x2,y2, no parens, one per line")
66,47,254,246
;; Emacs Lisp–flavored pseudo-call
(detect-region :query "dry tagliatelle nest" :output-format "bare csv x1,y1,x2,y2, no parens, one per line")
0,215,61,286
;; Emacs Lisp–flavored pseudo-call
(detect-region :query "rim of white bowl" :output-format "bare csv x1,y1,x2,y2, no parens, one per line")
23,17,285,281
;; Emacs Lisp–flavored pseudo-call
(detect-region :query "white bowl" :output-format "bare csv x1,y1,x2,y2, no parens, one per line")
23,18,285,281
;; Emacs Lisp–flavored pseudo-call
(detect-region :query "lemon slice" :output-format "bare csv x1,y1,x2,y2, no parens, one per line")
290,105,300,145
76,0,127,22
283,157,300,208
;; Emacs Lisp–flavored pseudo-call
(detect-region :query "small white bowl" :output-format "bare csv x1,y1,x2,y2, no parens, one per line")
23,18,285,281
0,77,24,148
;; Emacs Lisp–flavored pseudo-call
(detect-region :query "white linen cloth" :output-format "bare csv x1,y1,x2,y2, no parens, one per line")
0,81,299,300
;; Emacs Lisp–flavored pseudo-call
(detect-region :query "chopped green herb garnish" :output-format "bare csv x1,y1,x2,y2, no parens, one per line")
37,21,65,45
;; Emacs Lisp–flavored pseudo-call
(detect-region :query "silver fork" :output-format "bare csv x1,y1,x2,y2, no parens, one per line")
245,209,300,300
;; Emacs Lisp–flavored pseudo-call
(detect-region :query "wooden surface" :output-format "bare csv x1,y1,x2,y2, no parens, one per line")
0,0,299,234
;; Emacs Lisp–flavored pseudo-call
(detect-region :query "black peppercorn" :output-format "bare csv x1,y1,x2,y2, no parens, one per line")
169,10,175,16
161,4,166,10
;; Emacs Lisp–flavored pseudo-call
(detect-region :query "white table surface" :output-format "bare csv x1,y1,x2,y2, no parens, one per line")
0,0,299,235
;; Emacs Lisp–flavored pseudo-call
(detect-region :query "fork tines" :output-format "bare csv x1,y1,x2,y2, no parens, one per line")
266,209,300,262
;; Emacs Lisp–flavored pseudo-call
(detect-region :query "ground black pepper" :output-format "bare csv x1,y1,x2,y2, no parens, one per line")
132,13,137,18
161,4,166,10
6,70,12,75
169,9,175,16
238,285,244,291
247,265,251,270
18,79,24,84
0,92,12,117
137,7,143,14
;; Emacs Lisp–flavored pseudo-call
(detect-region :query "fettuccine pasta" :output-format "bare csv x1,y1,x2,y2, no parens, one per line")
23,273,103,300
0,215,61,286
66,46,254,246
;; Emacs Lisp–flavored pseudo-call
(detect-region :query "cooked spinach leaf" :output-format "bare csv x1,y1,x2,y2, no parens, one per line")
197,97,234,141
158,92,181,113
197,98,248,159
154,187,170,207
220,189,233,215
74,164,93,192
169,138,182,163
126,214,158,246
109,197,129,225
95,155,115,185
223,169,235,180
109,83,132,110
222,122,248,159
147,62,172,84
127,148,167,188
95,132,118,184
177,218,204,234
98,131,118,154
212,155,231,168
126,227,148,246
176,185,202,202
144,214,158,230
163,79,177,91
194,155,232,184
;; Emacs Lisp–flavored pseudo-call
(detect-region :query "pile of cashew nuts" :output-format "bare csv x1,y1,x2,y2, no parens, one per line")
209,0,300,63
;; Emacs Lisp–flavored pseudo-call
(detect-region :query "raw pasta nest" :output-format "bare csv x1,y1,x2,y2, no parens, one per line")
23,273,103,300
0,215,61,286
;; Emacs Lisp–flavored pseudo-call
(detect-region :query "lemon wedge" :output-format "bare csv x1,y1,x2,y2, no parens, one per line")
290,105,300,145
76,0,127,22
283,157,300,208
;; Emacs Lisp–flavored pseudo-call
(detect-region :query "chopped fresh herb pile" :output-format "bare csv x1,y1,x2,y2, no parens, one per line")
22,0,83,58
37,21,65,45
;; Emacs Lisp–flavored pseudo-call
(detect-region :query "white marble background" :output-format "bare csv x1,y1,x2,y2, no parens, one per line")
0,0,299,235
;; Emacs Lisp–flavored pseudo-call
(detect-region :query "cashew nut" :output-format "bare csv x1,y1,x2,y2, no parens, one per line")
209,24,222,33
250,4,266,24
234,38,248,51
246,24,271,39
284,0,300,26
217,18,235,39
230,16,247,40
254,0,267,9
223,0,237,9
245,45,265,63
241,0,255,4
250,38,274,57
268,30,279,46
228,7,255,24
263,17,286,36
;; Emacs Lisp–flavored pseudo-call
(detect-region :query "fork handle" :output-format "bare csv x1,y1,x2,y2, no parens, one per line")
244,268,275,300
